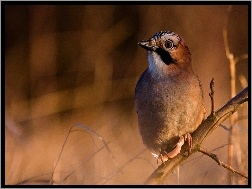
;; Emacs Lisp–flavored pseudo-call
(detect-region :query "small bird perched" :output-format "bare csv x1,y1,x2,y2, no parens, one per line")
135,31,205,165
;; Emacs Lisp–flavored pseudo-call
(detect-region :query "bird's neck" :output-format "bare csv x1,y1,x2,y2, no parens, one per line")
148,51,163,76
148,51,193,78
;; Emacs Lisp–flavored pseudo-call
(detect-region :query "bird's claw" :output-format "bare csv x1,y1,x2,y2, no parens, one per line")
157,133,193,166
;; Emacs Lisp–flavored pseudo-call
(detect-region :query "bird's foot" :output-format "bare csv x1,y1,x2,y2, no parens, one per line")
183,133,192,154
157,133,193,165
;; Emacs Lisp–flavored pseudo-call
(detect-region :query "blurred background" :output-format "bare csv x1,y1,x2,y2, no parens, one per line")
5,5,248,185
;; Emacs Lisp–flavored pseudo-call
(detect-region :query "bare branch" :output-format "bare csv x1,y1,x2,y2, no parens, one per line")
145,87,248,185
198,147,248,179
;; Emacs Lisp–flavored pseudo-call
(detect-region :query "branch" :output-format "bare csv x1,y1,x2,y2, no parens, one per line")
209,78,215,115
145,87,248,185
198,147,248,179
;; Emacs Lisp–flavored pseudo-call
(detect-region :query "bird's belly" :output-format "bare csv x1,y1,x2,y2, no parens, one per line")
136,85,202,152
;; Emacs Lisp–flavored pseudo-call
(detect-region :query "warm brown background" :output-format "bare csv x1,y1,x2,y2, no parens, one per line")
5,5,248,185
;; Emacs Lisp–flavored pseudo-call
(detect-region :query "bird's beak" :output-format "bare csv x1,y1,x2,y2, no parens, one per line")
138,40,158,51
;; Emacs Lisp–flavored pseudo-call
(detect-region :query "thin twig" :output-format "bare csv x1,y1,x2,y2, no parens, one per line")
75,124,121,171
209,78,215,115
198,147,248,179
60,142,110,184
14,172,52,185
219,124,231,132
50,125,74,184
50,124,121,184
103,148,148,184
184,143,230,166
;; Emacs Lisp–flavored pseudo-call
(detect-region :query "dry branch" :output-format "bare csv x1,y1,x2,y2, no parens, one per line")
198,147,248,179
145,87,248,185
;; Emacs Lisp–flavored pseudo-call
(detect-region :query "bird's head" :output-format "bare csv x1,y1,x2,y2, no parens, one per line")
138,31,192,76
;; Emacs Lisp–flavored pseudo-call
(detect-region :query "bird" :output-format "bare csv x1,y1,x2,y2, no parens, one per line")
135,31,205,165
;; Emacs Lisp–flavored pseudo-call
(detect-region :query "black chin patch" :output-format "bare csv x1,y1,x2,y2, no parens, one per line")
155,48,174,65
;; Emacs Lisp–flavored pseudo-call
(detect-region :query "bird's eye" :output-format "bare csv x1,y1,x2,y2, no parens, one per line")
165,40,174,49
